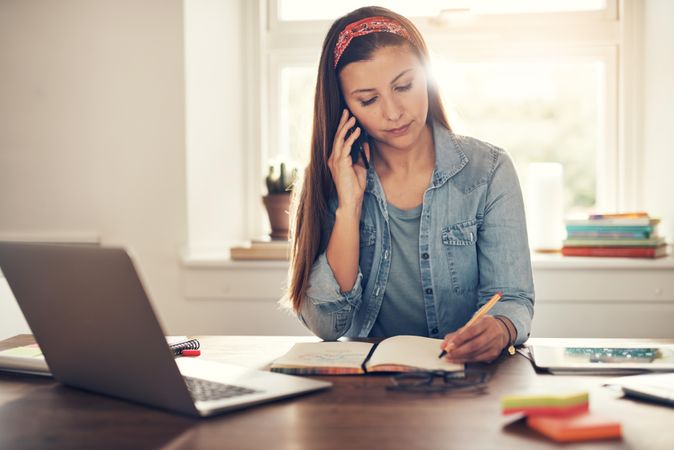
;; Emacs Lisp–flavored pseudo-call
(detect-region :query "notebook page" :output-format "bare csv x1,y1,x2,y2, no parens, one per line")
166,336,190,346
0,343,49,374
271,341,373,369
367,335,463,372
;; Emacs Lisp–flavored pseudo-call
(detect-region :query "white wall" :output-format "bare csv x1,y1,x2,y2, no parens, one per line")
184,0,247,255
0,0,192,334
0,0,307,338
642,0,674,239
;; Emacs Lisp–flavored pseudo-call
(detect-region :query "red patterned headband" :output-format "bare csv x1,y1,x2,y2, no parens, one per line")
333,16,411,69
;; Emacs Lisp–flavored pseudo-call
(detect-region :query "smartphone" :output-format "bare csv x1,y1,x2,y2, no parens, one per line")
344,113,370,169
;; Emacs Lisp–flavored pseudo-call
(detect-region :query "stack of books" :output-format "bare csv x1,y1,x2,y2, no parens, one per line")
562,212,668,258
230,238,289,261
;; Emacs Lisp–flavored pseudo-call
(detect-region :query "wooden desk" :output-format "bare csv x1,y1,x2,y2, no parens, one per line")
1,335,673,450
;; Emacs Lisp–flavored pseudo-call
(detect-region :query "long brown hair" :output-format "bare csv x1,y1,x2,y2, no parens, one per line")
286,6,451,312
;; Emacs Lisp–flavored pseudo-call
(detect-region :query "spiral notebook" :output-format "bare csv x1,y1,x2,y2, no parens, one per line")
0,337,200,376
167,337,201,356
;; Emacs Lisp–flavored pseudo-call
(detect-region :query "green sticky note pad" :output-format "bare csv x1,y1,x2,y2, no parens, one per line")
501,391,589,410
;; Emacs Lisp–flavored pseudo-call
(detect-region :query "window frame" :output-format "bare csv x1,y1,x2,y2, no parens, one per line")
245,0,637,240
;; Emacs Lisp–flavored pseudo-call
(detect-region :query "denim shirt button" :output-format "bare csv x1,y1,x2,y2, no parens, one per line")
422,252,429,259
425,288,433,295
431,327,439,334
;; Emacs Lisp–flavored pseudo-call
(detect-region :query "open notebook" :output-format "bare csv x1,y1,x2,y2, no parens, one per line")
270,335,463,375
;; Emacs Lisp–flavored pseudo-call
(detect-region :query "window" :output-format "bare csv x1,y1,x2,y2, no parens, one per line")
432,57,608,213
278,0,609,21
257,0,628,238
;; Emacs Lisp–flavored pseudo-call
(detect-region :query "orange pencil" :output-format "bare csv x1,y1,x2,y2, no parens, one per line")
438,291,503,358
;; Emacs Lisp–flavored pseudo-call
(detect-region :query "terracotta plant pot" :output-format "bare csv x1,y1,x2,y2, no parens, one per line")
262,193,291,240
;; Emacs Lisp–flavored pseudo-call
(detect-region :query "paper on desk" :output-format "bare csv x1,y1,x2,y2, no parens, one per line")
0,343,49,375
166,336,190,346
0,336,190,376
606,373,674,406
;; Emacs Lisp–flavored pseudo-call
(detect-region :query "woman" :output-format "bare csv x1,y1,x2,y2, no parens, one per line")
286,6,534,364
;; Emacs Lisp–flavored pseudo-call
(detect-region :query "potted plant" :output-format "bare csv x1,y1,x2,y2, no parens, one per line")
263,162,298,240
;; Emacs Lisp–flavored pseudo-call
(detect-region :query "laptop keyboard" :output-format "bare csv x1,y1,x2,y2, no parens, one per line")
183,376,262,402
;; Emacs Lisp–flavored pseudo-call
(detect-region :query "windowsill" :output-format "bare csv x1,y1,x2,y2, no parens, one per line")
530,250,674,270
179,246,674,302
181,252,288,270
181,247,674,271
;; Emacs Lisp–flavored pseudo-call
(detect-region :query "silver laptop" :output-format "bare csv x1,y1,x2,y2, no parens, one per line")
0,242,330,417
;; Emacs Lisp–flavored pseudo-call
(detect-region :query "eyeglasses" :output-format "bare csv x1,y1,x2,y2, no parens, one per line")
387,369,490,394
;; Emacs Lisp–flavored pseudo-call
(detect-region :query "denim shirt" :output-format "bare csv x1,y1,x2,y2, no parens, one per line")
298,123,535,345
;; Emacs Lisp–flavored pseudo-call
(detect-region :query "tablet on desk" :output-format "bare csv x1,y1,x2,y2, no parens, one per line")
529,344,674,373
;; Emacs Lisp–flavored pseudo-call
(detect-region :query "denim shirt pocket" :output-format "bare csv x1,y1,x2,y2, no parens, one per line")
359,224,377,279
441,219,479,293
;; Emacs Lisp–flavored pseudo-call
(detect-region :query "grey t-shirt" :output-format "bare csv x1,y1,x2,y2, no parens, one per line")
369,202,428,337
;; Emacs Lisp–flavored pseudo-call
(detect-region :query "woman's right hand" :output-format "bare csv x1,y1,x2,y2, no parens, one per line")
327,109,371,210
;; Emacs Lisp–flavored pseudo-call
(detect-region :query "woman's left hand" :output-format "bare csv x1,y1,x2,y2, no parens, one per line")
440,316,509,363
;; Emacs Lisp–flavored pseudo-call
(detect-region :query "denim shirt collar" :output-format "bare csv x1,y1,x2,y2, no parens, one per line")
365,121,468,199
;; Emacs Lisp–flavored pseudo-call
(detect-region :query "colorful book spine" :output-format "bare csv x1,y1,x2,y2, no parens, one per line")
566,218,659,227
566,231,651,239
565,225,654,234
562,237,664,247
561,246,666,258
588,211,648,219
